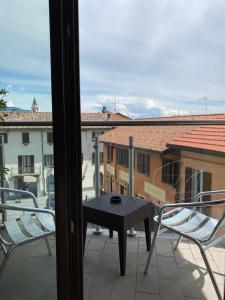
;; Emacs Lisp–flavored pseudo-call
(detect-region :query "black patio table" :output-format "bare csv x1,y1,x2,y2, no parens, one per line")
83,193,153,276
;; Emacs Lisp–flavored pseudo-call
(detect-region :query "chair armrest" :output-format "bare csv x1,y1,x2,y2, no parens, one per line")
195,189,225,202
0,187,39,208
157,198,225,225
0,203,55,220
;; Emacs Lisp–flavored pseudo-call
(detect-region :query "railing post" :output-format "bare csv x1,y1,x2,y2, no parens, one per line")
0,135,7,223
127,136,136,237
93,135,102,235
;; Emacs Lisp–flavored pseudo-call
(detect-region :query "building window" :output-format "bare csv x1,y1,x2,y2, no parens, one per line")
47,132,53,144
92,131,96,141
22,132,29,144
137,152,149,175
18,155,34,174
117,148,128,167
0,133,8,144
107,145,113,162
92,152,103,164
100,152,103,164
162,158,179,187
44,154,54,167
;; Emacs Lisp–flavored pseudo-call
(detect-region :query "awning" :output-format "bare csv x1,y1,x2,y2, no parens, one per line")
23,176,37,183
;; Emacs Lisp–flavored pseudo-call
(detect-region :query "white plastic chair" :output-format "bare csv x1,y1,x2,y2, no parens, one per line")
144,190,225,300
0,188,55,276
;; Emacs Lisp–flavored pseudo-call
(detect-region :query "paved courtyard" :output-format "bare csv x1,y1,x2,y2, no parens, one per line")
0,230,224,300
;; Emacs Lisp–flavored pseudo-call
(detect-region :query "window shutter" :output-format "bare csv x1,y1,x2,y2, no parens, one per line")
18,156,22,174
185,167,193,201
31,156,34,173
173,161,179,188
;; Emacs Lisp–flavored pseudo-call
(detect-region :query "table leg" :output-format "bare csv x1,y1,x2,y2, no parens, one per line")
109,229,113,238
83,220,87,255
118,230,127,276
144,217,151,251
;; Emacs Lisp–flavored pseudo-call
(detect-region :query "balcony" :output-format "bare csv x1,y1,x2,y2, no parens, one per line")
0,120,225,300
0,228,224,300
11,166,41,176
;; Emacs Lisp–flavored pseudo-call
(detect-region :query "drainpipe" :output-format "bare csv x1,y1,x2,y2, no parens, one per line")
93,135,102,235
127,136,136,237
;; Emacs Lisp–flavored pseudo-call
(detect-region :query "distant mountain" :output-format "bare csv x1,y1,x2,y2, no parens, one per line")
3,107,31,112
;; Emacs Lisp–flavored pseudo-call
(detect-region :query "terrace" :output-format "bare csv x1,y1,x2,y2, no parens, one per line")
0,117,225,300
0,226,224,300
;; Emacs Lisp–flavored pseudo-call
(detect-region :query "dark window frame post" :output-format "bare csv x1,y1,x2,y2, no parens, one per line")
49,0,83,299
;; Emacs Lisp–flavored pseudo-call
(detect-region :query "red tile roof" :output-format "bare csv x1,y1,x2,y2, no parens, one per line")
0,111,129,122
136,113,225,121
81,112,130,121
168,125,225,153
100,125,197,152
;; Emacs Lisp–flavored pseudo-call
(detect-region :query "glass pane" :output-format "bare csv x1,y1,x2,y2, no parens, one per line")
80,2,225,299
0,1,56,299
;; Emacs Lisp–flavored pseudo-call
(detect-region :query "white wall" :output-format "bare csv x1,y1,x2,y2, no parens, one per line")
2,128,106,199
3,129,53,196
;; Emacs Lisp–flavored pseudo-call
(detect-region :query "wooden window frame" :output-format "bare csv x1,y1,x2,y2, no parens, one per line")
162,158,179,187
117,147,128,167
49,0,83,299
137,151,149,176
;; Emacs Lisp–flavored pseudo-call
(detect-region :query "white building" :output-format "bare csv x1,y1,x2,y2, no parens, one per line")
0,102,129,199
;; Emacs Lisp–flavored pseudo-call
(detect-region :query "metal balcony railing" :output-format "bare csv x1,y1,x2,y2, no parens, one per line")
11,166,41,176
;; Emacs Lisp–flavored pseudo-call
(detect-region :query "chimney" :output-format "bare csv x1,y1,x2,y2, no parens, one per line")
102,106,107,113
107,113,110,120
31,97,39,113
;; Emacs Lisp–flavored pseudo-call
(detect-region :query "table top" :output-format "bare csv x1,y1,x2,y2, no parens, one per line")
83,193,152,217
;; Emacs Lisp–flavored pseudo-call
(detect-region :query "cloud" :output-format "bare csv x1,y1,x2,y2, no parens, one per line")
1,0,225,116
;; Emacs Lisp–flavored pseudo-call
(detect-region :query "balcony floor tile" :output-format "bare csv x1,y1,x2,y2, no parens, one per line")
0,231,224,300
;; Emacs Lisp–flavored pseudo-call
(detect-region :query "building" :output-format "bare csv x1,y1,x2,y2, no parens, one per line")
81,109,130,199
168,125,225,218
100,113,225,218
0,102,129,199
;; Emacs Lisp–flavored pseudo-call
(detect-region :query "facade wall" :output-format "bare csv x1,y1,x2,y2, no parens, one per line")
103,144,225,218
103,144,177,204
2,129,54,196
2,128,106,199
178,150,225,218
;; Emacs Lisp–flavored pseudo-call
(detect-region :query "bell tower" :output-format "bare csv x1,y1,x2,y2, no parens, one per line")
31,97,39,113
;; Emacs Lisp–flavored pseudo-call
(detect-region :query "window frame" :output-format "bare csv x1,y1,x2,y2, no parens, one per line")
136,151,150,176
162,158,179,187
117,147,129,167
47,131,53,144
18,155,34,174
44,154,54,167
22,132,30,144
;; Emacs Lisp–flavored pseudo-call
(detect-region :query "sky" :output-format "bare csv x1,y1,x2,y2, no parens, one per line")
1,0,225,118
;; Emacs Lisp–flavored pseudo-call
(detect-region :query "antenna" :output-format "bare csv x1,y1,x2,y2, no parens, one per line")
114,99,117,113
198,96,208,114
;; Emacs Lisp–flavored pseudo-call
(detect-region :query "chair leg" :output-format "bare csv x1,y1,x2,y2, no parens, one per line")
44,237,52,255
174,235,182,251
144,225,160,274
199,245,222,300
0,246,15,278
